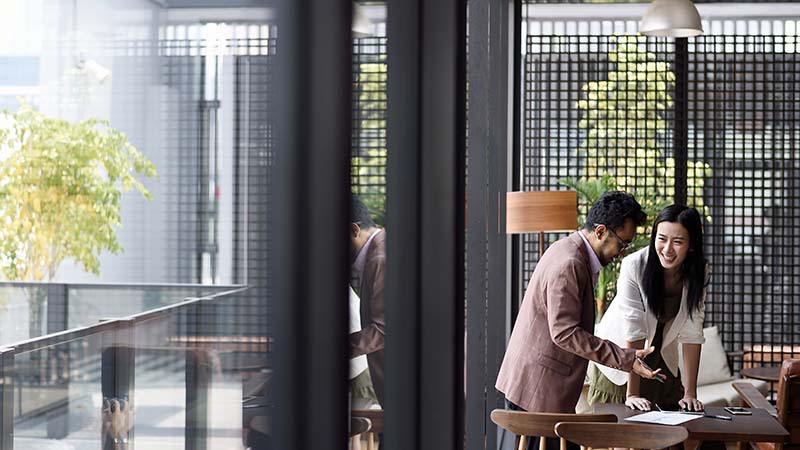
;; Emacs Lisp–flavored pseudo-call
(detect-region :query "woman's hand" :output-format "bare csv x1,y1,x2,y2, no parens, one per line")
679,396,704,412
625,395,652,411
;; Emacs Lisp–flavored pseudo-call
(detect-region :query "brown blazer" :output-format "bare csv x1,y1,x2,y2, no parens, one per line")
495,232,636,413
349,230,386,405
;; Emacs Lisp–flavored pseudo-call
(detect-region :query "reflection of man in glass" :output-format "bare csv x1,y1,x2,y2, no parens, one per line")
349,285,380,411
349,195,386,407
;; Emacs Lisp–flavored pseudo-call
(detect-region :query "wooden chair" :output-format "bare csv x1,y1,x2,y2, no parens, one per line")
349,417,372,449
555,422,689,450
734,358,800,450
352,409,383,450
350,417,372,437
490,409,617,450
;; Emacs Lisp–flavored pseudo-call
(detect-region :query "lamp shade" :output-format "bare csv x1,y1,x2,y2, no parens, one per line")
506,191,577,234
639,0,703,38
507,190,578,258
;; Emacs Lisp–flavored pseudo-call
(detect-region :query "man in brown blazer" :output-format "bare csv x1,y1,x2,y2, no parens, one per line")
349,196,386,406
496,191,664,419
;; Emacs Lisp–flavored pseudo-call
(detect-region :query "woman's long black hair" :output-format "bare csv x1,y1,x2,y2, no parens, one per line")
641,205,706,320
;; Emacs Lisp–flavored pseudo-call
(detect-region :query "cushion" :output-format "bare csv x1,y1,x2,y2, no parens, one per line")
697,326,733,386
697,378,769,407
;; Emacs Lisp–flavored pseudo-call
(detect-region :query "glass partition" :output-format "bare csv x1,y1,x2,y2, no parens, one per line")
0,283,239,345
67,285,236,329
0,0,275,448
5,288,252,450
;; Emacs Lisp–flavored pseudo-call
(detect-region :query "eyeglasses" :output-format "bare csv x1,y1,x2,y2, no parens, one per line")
594,223,632,251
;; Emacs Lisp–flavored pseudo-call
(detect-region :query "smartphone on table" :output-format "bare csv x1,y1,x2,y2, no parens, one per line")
723,406,752,415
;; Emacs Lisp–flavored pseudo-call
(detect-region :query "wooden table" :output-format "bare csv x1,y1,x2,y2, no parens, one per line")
594,404,788,443
742,366,781,383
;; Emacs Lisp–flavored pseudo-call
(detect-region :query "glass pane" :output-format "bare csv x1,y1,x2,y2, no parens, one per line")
13,330,118,449
0,1,273,448
350,2,387,448
67,285,233,329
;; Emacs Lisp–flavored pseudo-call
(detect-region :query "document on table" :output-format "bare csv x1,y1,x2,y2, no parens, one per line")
624,411,703,425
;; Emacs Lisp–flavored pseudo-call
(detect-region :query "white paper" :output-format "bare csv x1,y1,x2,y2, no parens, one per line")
624,411,703,425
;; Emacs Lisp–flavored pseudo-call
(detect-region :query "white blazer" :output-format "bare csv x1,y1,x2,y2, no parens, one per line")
349,286,369,379
594,248,707,386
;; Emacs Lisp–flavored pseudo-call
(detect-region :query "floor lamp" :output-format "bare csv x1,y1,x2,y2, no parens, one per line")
506,191,578,258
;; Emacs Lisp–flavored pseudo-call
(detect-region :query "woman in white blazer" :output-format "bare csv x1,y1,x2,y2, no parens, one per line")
588,205,709,412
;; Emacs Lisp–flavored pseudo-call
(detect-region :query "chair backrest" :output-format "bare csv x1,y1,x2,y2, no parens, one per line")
777,359,800,446
352,409,383,433
352,409,383,450
490,409,617,450
555,422,689,450
350,417,372,437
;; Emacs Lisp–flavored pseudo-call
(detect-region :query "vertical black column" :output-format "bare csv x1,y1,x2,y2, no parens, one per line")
185,350,211,450
510,0,523,338
46,284,70,439
673,37,689,205
466,0,514,449
46,284,69,334
0,348,13,450
101,320,135,450
386,0,466,449
273,1,352,450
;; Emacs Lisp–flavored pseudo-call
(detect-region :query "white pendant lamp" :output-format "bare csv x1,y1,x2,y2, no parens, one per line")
640,0,703,37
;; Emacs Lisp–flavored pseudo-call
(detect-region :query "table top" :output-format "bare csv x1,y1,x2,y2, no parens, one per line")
741,366,781,383
594,404,789,442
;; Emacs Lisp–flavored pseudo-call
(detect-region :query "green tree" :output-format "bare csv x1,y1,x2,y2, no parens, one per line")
560,35,711,315
0,102,157,336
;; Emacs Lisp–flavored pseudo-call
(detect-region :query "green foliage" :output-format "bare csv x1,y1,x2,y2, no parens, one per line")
0,102,157,281
560,35,711,314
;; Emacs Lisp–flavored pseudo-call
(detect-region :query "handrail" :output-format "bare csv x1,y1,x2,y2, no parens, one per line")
8,285,250,354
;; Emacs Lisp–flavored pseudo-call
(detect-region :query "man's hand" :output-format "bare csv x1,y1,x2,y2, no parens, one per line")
632,346,666,381
679,396,704,412
625,395,652,411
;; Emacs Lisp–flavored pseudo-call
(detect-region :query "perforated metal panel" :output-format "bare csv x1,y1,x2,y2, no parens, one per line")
522,29,800,385
352,36,388,225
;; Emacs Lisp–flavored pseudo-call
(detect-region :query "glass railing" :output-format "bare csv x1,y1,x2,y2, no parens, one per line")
2,286,266,450
0,283,239,346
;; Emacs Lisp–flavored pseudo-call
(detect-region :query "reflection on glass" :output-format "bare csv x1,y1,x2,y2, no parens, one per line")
7,289,259,449
350,4,387,448
0,0,273,448
349,195,385,410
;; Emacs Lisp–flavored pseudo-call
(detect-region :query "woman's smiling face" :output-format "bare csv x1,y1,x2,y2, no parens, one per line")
655,221,691,272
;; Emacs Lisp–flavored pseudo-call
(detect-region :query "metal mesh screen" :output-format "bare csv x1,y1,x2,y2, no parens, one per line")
523,31,800,383
522,35,675,292
522,0,787,3
158,47,204,284
689,35,800,375
232,40,277,338
352,37,388,226
156,25,275,343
